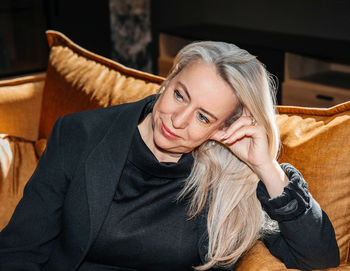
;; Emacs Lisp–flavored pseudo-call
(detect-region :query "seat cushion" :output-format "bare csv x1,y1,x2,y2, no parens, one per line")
39,30,164,139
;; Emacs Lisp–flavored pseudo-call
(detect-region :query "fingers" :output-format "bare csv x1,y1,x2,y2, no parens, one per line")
216,115,256,142
211,105,263,146
222,125,260,145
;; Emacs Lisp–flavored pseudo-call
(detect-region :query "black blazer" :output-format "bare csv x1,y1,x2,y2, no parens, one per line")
0,95,339,270
0,95,208,270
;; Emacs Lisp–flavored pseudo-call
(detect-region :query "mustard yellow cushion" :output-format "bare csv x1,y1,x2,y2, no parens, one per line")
276,102,350,264
0,135,38,230
39,30,164,139
0,73,45,141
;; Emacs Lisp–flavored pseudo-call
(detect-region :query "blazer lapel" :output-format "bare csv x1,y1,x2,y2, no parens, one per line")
84,95,156,248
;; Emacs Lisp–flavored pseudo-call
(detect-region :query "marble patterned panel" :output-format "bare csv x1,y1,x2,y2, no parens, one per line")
109,0,153,73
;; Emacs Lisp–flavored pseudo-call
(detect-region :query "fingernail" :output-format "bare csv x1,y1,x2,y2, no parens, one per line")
219,134,227,140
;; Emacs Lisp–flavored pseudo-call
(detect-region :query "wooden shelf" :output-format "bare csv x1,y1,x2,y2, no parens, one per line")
282,53,350,107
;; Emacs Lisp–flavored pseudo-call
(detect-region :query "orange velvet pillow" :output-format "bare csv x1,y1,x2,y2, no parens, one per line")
276,102,350,264
39,30,164,139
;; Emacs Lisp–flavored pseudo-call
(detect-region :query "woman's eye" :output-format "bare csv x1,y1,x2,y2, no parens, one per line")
174,90,183,101
198,113,210,124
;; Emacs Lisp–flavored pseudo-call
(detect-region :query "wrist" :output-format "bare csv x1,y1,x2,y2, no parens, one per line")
257,160,289,198
256,163,311,221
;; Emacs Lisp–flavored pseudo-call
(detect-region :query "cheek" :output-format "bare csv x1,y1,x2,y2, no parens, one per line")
154,94,173,114
186,125,215,145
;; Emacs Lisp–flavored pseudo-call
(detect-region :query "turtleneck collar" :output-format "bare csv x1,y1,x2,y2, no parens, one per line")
128,128,194,179
126,96,194,179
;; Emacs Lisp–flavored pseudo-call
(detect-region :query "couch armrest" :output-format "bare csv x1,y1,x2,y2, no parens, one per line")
0,73,45,141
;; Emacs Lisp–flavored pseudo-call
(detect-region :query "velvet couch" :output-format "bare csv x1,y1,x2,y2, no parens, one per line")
0,30,349,270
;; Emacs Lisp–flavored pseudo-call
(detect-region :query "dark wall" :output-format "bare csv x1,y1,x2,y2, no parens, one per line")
151,0,350,103
46,0,112,58
152,0,350,43
0,0,48,77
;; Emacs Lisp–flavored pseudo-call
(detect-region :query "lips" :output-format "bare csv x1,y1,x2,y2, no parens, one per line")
161,123,179,139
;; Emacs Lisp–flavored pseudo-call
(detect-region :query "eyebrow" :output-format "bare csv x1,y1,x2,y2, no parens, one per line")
177,81,218,121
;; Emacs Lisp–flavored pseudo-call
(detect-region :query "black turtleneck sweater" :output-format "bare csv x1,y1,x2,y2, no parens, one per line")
79,114,200,270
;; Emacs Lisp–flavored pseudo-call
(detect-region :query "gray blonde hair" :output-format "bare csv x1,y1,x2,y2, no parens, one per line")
160,41,280,270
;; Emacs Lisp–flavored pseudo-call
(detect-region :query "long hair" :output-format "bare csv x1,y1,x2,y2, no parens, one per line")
159,41,280,270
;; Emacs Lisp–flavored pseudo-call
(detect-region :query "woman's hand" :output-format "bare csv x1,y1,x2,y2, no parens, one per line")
212,107,289,198
213,107,269,171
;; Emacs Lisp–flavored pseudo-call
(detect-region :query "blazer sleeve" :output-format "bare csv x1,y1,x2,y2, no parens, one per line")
257,163,340,270
0,117,69,270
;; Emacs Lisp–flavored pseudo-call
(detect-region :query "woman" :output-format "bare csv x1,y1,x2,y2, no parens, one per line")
0,41,339,270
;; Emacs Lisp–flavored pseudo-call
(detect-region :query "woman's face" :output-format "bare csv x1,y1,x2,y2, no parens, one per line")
152,60,239,154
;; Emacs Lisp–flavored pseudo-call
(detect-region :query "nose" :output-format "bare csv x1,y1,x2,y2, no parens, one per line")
171,107,191,129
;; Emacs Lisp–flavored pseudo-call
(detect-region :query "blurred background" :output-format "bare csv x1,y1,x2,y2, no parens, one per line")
0,0,349,106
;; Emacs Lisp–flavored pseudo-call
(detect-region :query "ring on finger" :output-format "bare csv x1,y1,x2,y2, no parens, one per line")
250,116,257,126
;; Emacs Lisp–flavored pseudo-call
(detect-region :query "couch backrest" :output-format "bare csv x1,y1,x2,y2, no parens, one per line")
39,30,164,139
39,30,350,264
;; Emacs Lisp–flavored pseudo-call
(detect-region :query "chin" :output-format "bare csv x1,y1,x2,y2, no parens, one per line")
153,133,188,154
153,132,176,151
